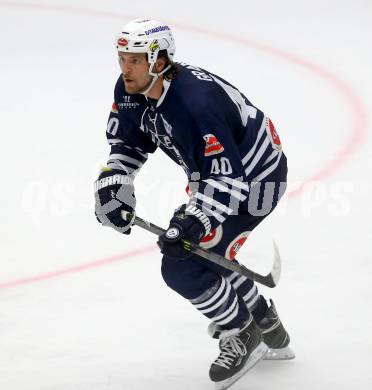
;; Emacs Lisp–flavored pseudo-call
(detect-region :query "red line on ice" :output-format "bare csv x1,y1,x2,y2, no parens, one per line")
0,245,157,290
0,1,368,289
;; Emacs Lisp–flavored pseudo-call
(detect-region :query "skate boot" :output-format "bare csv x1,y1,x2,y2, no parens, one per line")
258,299,295,360
209,317,268,390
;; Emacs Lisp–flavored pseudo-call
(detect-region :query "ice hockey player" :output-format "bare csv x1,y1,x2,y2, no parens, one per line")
94,18,294,390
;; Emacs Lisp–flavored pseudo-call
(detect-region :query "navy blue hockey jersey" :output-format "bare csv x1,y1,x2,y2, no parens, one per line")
105,63,286,232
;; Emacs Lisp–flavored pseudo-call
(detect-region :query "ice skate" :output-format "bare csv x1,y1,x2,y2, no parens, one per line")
259,299,295,360
209,317,268,390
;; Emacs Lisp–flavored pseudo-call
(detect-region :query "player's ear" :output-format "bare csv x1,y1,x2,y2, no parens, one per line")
154,57,166,74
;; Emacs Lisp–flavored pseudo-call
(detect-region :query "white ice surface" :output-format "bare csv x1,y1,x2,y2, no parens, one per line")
0,1,371,389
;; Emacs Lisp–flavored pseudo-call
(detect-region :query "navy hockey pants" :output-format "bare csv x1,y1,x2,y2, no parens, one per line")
161,155,287,330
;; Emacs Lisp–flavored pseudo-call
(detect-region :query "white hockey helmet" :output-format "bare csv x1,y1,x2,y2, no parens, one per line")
116,18,176,77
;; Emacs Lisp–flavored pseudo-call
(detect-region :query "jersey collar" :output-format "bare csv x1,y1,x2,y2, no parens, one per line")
156,79,171,107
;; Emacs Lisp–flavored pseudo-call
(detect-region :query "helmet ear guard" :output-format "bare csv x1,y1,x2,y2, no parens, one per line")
148,39,160,62
146,39,171,77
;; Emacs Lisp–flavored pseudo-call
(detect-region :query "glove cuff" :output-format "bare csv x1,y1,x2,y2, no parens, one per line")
184,204,212,236
94,171,133,193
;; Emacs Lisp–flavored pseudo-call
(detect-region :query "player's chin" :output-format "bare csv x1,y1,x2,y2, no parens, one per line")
124,82,139,94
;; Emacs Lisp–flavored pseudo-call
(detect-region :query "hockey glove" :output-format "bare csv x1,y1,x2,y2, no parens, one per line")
158,205,209,259
94,168,136,235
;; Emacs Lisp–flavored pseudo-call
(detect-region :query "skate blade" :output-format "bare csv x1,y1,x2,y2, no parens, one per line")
264,346,295,360
214,341,268,390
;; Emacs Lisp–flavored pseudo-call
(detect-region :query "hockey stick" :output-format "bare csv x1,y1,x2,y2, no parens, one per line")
122,212,281,288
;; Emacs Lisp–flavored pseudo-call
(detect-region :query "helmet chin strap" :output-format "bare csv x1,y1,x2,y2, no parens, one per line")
141,62,171,96
141,74,159,96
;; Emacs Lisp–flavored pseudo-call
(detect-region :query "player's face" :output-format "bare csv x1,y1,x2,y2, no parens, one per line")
118,52,152,94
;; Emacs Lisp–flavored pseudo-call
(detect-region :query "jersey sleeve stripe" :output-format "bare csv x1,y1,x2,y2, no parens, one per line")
120,144,148,158
244,137,270,176
194,202,226,224
262,150,280,166
218,177,250,193
107,161,138,175
241,117,267,165
251,150,283,182
108,153,143,168
108,138,125,145
203,179,247,202
134,147,148,159
193,192,233,215
107,159,140,172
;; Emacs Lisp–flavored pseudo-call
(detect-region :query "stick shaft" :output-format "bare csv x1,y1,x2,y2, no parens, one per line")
129,214,278,288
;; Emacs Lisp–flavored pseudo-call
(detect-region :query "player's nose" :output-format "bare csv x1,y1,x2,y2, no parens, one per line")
120,61,131,75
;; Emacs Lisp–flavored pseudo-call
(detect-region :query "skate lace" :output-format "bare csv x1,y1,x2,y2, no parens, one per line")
213,336,247,369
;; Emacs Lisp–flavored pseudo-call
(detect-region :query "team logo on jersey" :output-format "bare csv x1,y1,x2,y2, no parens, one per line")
266,118,282,151
117,38,129,47
203,134,224,156
118,95,140,109
111,102,118,114
225,232,250,260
